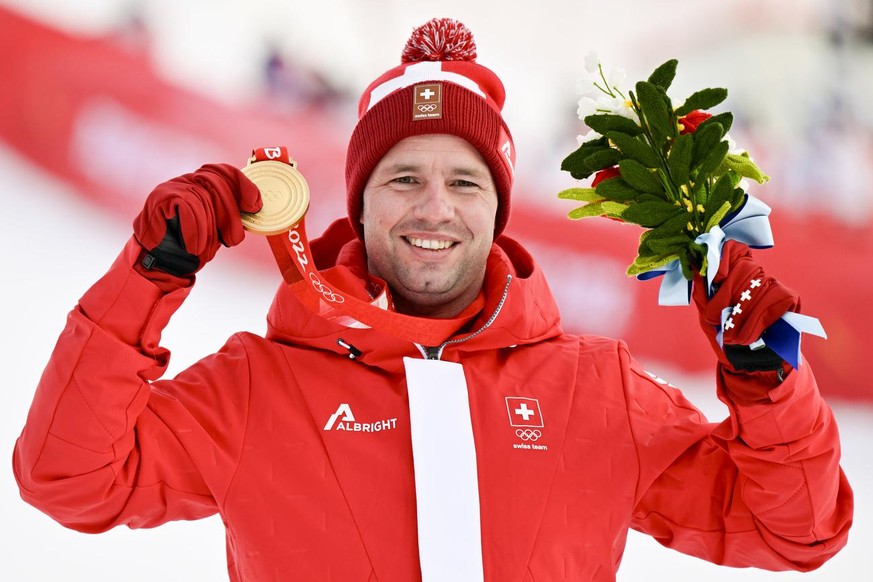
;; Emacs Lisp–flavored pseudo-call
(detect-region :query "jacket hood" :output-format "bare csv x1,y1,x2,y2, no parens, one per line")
265,219,563,371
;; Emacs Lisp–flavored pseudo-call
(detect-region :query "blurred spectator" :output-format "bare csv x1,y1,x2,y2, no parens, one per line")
262,44,345,113
106,4,152,57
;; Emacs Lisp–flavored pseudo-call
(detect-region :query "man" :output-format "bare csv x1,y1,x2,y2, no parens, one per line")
14,18,852,582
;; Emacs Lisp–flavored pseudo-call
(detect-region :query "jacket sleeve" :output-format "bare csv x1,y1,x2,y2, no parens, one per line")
623,343,853,571
13,237,251,533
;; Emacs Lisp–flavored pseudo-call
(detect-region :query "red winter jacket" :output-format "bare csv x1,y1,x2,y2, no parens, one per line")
14,219,852,581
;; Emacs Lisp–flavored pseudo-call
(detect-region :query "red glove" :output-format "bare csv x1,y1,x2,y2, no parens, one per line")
133,164,261,286
692,241,800,370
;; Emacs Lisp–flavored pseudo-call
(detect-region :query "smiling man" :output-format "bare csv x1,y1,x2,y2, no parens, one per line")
14,17,852,582
361,134,499,317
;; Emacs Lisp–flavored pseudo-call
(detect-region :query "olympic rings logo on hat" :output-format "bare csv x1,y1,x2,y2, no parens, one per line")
309,273,345,303
417,103,438,113
515,429,542,441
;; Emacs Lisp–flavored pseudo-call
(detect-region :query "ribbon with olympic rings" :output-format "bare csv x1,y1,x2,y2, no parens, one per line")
635,192,826,369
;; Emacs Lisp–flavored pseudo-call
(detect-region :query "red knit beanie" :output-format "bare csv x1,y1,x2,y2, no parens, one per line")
346,18,516,237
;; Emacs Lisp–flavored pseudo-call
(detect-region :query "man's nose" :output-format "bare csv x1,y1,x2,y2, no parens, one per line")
413,182,455,222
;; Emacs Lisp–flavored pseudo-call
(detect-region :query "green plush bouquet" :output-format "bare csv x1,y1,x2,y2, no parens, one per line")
559,56,769,280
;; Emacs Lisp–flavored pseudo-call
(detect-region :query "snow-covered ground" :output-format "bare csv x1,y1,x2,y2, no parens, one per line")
1,141,871,581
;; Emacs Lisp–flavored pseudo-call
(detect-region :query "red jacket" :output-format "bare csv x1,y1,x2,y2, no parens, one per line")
14,219,852,581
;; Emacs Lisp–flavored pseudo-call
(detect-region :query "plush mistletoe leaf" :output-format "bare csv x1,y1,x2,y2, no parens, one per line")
696,140,730,178
647,59,678,91
606,132,661,167
704,201,732,233
703,172,736,225
626,252,681,276
690,180,708,210
635,81,674,147
717,152,770,184
621,201,683,228
561,143,623,179
557,187,601,202
644,234,691,256
638,229,681,257
682,241,708,278
730,186,747,212
584,114,643,137
677,250,694,279
675,244,706,279
618,159,663,194
637,193,669,204
560,137,607,171
674,88,728,116
696,240,716,276
641,210,693,242
667,133,693,185
561,149,592,179
696,111,733,136
707,189,747,230
594,176,642,202
568,200,628,220
583,135,609,148
690,123,724,169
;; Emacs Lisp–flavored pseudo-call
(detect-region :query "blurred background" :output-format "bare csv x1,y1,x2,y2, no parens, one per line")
1,0,871,579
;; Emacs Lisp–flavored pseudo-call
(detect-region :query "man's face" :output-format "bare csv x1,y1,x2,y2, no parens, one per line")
360,134,499,318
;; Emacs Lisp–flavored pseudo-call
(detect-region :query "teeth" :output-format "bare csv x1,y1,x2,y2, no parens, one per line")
406,237,454,250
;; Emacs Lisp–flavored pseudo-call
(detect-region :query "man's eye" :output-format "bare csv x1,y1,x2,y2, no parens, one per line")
454,179,479,188
393,176,416,184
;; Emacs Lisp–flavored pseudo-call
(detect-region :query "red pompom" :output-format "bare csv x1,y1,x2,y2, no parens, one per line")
401,18,477,63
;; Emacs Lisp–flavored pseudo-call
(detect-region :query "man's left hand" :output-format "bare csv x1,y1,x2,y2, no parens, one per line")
692,241,800,372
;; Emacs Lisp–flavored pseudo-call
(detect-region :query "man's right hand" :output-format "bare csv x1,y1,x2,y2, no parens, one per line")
133,164,262,283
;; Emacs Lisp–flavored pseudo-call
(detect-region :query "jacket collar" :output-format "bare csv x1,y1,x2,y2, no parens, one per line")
265,219,563,371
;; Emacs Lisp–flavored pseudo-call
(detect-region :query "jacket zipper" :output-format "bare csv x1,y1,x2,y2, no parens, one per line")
416,274,513,361
336,338,363,359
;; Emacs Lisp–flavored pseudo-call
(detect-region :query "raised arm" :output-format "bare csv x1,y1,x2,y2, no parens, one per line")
628,242,853,570
13,165,260,532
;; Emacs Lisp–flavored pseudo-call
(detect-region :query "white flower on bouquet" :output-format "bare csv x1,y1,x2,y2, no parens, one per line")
576,52,637,131
576,128,602,146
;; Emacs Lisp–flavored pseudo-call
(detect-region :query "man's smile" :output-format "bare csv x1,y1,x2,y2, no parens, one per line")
403,236,458,251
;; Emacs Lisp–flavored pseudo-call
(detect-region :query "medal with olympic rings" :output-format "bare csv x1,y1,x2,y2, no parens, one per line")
240,152,310,236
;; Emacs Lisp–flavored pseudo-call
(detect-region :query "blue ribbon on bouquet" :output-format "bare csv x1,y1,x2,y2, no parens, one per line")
636,193,827,369
636,193,775,305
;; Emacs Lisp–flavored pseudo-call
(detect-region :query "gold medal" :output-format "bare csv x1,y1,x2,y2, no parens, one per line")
240,159,310,236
